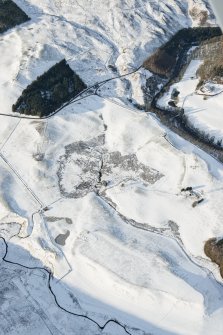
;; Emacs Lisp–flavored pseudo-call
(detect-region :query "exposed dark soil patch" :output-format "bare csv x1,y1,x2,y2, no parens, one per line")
0,0,30,34
204,238,223,278
57,135,104,198
57,136,163,198
55,230,70,246
46,216,73,225
101,151,163,185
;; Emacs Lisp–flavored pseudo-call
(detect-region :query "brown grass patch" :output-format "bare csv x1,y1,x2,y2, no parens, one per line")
143,27,222,78
204,238,223,278
196,36,223,85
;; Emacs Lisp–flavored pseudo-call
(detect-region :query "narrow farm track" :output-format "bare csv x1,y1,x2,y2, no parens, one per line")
0,65,141,120
1,40,222,169
0,152,44,207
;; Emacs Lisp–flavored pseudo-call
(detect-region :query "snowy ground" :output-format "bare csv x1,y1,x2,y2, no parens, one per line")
158,58,223,146
1,1,223,335
1,94,223,334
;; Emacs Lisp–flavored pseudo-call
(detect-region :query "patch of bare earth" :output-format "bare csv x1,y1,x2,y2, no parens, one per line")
204,238,223,278
195,35,223,86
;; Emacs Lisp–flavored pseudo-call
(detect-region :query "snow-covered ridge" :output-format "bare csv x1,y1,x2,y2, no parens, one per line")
1,0,213,114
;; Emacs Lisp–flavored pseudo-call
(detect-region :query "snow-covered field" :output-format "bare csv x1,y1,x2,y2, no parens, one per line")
158,58,223,145
184,88,223,145
1,1,223,335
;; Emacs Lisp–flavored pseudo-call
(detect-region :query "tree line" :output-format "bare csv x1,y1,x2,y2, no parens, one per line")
12,59,87,117
143,27,222,77
0,0,29,34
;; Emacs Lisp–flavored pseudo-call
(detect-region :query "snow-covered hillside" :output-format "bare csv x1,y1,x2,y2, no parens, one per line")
1,1,223,335
158,56,223,147
0,0,214,113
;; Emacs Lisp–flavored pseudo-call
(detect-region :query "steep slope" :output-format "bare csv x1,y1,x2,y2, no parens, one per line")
0,0,213,115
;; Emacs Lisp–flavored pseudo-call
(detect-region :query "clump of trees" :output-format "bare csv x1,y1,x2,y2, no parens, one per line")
12,59,87,117
204,238,223,278
197,62,223,85
196,36,223,85
143,27,222,77
0,0,30,34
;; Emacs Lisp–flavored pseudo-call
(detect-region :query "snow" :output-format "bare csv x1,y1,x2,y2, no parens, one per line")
0,0,194,114
0,0,223,334
184,92,223,143
158,58,223,145
158,59,203,109
1,93,223,334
